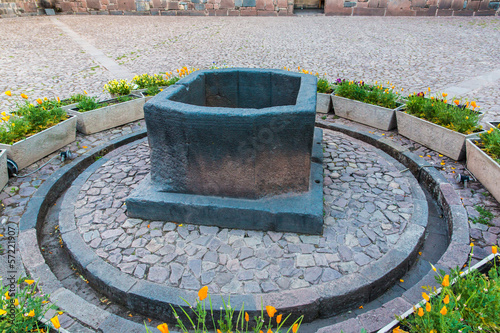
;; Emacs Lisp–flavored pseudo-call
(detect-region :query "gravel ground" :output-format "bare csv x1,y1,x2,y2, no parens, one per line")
0,16,499,120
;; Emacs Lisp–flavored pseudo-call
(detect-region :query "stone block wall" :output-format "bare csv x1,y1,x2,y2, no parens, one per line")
0,0,498,16
325,0,499,15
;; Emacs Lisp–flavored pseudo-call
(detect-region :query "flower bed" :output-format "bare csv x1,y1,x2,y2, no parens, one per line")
397,92,484,160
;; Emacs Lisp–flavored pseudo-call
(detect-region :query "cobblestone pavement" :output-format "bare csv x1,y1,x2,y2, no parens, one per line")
72,130,416,294
0,16,499,121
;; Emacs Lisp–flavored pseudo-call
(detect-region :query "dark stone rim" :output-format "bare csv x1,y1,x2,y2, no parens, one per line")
18,122,470,332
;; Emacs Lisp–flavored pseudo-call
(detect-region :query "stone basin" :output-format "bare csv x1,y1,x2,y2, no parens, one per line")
126,68,324,234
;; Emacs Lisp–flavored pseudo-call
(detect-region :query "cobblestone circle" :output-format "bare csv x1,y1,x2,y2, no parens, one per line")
73,129,416,294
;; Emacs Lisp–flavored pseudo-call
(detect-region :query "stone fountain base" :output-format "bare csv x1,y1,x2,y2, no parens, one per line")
126,128,324,234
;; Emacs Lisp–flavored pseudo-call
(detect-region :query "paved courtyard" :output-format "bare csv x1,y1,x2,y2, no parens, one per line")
0,15,499,333
0,16,499,121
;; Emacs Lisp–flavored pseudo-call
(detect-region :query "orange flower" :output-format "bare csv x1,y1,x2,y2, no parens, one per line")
25,280,35,285
217,330,222,333
417,307,424,317
454,100,459,105
245,312,249,322
442,93,448,98
51,316,61,329
266,306,276,318
493,246,498,254
426,302,431,312
292,323,299,333
422,292,430,302
427,87,431,92
57,97,61,102
267,330,272,333
277,314,282,324
198,286,208,301
36,98,43,105
471,101,477,108
440,306,447,315
157,323,169,333
4,291,10,300
4,91,12,96
392,326,408,333
443,99,447,104
443,295,449,304
21,93,28,99
442,275,450,287
27,310,35,317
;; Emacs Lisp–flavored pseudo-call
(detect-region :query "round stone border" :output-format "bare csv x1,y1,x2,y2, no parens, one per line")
59,130,427,322
17,122,470,333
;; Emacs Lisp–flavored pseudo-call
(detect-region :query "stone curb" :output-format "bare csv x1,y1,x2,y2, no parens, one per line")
18,130,148,332
43,124,424,326
316,120,470,332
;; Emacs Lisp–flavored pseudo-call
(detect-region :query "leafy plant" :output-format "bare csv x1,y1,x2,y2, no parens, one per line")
397,246,499,332
333,79,400,109
0,96,67,145
76,95,100,112
0,277,60,332
145,286,303,333
404,92,482,135
470,205,495,226
145,85,161,97
104,79,131,96
317,78,333,94
478,126,500,163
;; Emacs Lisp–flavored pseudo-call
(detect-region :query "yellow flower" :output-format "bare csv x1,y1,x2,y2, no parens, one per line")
21,93,28,99
4,291,10,300
25,280,35,285
157,323,169,333
198,286,208,301
493,246,497,254
277,314,282,324
440,306,447,315
57,97,60,102
245,312,249,322
14,299,19,306
471,101,477,108
84,90,88,95
27,309,35,317
428,87,431,92
470,242,474,247
392,326,408,333
0,309,6,315
422,292,430,302
431,264,437,272
217,330,222,333
426,302,431,312
5,91,12,96
51,316,61,329
292,323,299,333
466,116,469,120
418,307,424,317
442,275,450,287
443,295,449,304
266,305,277,318
44,97,48,101
442,93,448,98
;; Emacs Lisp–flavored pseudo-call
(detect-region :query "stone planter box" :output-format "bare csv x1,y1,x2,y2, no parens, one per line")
396,111,482,161
0,116,76,170
466,138,500,203
67,95,145,135
316,92,332,113
0,149,8,191
378,253,500,333
486,121,499,131
331,95,403,130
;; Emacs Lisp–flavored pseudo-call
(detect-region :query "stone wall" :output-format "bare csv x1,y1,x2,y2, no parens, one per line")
0,0,498,16
325,0,499,16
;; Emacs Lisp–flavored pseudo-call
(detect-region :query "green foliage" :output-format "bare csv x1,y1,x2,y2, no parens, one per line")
398,254,500,333
0,101,67,145
404,94,481,134
317,78,333,94
76,95,100,112
0,277,57,332
104,79,131,96
145,85,161,97
470,205,495,226
479,126,500,163
334,80,400,109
